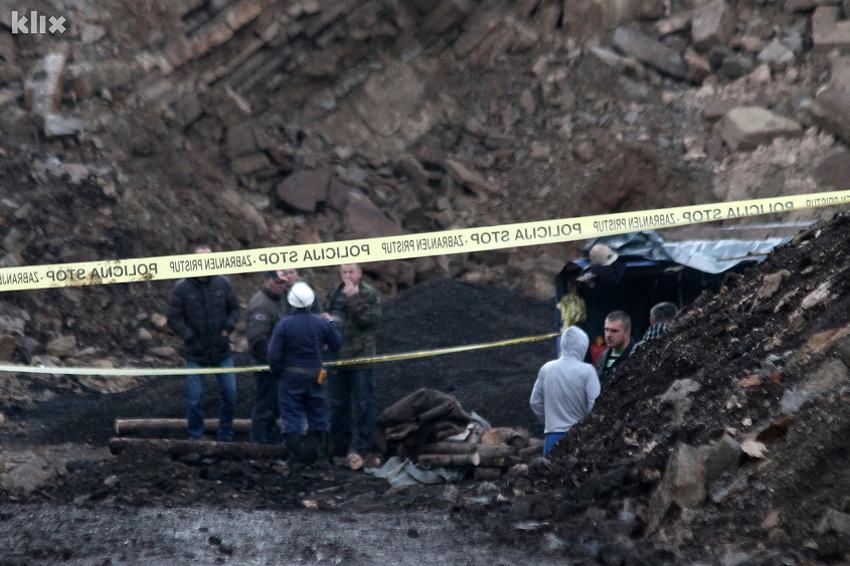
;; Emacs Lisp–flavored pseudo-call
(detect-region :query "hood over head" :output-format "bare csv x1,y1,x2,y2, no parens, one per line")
560,326,590,361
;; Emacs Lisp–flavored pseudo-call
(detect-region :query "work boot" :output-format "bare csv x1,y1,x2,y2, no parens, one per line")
314,431,329,470
285,433,302,472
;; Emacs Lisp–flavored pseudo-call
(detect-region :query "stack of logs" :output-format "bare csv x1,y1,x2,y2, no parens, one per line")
415,426,543,481
108,418,544,480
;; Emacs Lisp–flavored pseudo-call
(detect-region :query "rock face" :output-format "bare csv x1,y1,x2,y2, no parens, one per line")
717,106,803,151
1,2,850,564
0,0,845,417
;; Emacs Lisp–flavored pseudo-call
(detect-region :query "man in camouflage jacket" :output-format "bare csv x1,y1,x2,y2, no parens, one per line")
324,263,381,459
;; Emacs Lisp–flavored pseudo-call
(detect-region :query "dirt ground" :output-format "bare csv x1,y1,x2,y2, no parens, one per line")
4,0,850,564
6,208,850,565
0,279,559,564
5,219,850,564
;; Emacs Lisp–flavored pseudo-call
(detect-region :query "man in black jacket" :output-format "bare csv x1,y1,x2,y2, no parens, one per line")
167,245,241,441
246,271,289,444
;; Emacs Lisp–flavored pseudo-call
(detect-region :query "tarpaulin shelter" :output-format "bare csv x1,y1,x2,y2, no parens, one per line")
554,229,794,354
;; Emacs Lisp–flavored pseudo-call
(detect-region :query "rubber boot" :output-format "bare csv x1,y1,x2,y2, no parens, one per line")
314,431,329,470
285,433,302,472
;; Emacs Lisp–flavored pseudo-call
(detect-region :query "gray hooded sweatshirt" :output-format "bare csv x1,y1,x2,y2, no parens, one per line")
530,326,601,434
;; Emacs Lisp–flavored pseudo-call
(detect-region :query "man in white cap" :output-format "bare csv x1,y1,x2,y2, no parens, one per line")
268,282,342,470
576,243,625,295
247,269,321,445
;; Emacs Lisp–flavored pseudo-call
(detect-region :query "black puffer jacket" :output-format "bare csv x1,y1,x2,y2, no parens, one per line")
167,276,241,364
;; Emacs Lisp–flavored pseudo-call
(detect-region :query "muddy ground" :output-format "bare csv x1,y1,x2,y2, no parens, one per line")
3,0,850,564
0,279,560,565
5,218,850,564
6,210,850,565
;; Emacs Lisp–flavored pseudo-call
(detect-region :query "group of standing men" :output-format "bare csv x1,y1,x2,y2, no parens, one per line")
530,301,678,456
166,245,381,470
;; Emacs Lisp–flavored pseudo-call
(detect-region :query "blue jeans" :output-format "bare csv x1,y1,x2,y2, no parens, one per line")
543,431,566,456
186,358,236,441
250,368,279,444
277,373,328,434
328,366,375,455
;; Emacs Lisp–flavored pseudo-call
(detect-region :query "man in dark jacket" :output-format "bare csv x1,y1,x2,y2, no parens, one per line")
640,301,678,343
269,282,342,470
247,271,290,444
248,269,322,444
166,245,241,441
595,310,636,389
324,263,381,462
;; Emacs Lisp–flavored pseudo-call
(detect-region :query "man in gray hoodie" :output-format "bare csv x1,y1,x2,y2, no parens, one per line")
530,326,601,456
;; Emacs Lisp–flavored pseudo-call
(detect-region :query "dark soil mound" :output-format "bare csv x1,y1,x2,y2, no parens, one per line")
374,279,554,433
457,212,850,564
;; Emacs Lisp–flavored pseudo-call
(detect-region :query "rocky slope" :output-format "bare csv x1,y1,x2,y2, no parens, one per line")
2,0,850,563
1,0,849,367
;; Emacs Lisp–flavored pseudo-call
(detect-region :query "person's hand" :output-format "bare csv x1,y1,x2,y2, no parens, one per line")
321,312,332,320
342,279,358,297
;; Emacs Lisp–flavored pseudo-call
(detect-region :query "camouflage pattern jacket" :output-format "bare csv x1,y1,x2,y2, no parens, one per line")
324,280,381,368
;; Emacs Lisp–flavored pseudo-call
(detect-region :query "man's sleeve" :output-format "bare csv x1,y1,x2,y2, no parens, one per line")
267,323,283,376
246,304,273,362
166,286,192,342
585,368,601,412
529,369,545,424
324,319,343,351
348,287,381,330
595,350,606,377
224,281,240,332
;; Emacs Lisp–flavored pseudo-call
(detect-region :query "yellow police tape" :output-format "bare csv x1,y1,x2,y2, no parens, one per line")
1,190,849,292
0,332,559,376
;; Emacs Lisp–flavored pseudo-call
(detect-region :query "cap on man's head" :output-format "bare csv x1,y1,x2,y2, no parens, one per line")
265,270,287,283
589,244,619,266
288,281,315,309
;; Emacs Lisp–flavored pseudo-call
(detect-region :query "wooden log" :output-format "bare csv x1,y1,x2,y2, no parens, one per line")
420,441,477,455
518,444,544,460
479,428,504,445
476,444,521,468
473,467,503,481
504,428,530,449
115,418,253,436
418,452,480,468
363,453,384,470
476,444,517,457
108,437,288,459
347,453,364,471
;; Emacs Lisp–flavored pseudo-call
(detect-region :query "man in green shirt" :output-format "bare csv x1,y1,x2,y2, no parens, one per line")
595,310,636,388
